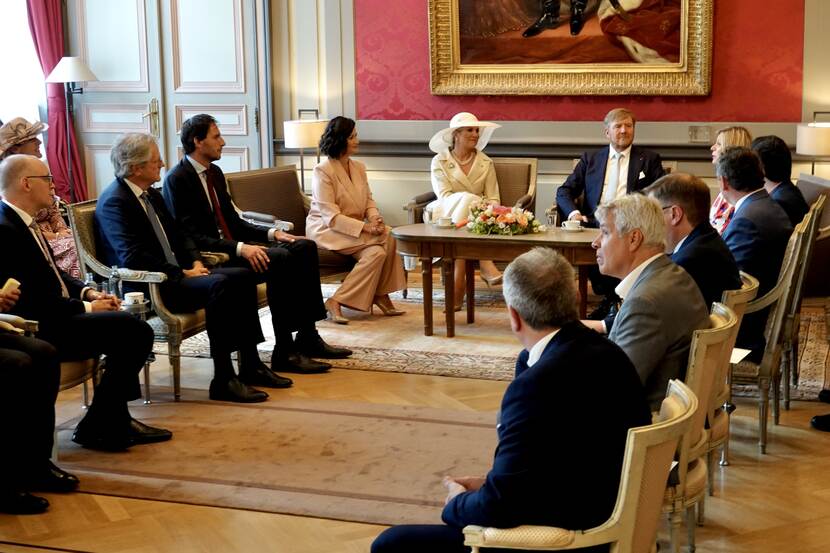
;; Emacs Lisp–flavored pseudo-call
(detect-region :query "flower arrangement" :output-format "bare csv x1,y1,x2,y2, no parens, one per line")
466,201,543,236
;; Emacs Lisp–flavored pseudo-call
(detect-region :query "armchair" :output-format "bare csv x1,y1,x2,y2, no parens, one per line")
403,157,538,225
67,199,229,402
463,379,697,553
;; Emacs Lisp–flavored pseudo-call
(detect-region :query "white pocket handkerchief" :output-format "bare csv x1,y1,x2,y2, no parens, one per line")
639,171,646,179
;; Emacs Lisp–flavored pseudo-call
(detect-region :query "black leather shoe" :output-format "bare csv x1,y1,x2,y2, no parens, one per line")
522,2,561,38
588,296,618,321
239,365,293,388
296,335,353,359
209,377,269,403
274,352,331,374
570,1,587,35
128,418,173,445
72,422,132,452
0,491,49,515
25,461,79,493
810,414,830,432
818,389,830,403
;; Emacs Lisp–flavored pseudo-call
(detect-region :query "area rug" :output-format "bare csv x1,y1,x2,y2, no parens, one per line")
57,395,496,526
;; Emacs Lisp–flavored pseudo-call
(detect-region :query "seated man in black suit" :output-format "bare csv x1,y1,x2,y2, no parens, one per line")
371,248,651,553
162,114,350,373
751,135,809,226
95,133,286,403
556,108,665,320
0,154,170,451
646,173,742,306
1,289,75,514
717,147,793,360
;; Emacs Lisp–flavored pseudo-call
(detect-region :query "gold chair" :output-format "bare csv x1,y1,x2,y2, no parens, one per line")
225,165,355,283
730,217,808,453
403,157,538,225
67,199,229,402
663,302,737,552
463,379,697,553
706,272,759,480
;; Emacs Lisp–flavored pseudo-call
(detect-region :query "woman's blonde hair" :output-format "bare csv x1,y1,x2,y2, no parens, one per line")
716,126,752,150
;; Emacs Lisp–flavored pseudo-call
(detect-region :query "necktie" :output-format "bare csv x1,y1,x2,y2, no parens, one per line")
602,152,621,206
30,222,69,297
140,192,179,266
205,167,234,241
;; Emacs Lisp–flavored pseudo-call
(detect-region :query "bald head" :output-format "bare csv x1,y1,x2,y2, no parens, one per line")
0,154,53,214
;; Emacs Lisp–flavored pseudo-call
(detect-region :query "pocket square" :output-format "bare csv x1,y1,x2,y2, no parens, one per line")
639,171,646,179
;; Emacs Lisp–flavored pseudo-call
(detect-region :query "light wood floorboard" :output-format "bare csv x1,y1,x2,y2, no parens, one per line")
2,353,829,552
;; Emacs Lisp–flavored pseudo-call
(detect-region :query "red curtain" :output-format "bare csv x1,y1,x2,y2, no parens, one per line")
26,0,87,202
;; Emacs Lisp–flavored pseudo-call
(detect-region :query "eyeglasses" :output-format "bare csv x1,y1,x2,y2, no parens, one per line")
25,174,54,184
661,205,674,211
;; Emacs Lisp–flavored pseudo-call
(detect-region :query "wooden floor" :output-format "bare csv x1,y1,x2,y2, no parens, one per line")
1,354,829,553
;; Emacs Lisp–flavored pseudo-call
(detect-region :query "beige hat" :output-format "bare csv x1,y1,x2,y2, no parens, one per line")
0,117,48,157
429,112,500,154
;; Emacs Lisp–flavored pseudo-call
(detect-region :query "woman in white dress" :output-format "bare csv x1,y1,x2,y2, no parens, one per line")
428,112,503,311
306,117,406,324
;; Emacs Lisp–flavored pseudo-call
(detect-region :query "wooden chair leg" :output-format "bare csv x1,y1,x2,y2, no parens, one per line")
669,511,682,553
687,506,697,552
707,449,715,496
168,341,182,401
142,358,152,404
759,381,769,454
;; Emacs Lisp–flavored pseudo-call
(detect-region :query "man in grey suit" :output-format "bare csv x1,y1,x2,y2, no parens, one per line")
591,194,710,409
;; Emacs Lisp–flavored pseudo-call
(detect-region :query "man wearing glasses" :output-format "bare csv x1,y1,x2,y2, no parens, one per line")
0,154,171,454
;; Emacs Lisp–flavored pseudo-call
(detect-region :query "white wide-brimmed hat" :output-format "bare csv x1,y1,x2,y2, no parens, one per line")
0,117,48,157
428,112,500,154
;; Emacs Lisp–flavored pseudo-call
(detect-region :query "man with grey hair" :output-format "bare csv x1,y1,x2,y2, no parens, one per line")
371,248,650,553
95,133,289,404
556,107,665,321
0,154,170,452
592,193,709,409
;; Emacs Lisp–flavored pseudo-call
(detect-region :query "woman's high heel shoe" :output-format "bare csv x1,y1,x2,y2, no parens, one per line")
372,298,404,316
325,298,349,324
480,273,503,287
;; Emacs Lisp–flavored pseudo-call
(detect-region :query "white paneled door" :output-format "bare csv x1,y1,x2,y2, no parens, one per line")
68,0,267,198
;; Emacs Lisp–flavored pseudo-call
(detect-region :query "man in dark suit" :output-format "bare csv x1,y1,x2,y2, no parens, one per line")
751,135,809,226
1,287,72,514
162,114,350,373
95,133,287,403
371,248,651,553
646,173,742,306
592,194,709,409
717,147,793,360
0,154,170,452
556,108,665,319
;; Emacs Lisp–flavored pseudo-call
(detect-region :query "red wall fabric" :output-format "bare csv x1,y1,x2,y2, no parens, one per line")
354,0,804,122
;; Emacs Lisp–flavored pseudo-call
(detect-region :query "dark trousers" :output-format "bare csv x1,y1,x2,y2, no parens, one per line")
225,238,327,336
40,312,151,423
0,334,60,481
161,267,265,358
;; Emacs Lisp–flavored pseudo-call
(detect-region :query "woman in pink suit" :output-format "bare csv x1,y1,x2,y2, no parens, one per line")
306,117,406,324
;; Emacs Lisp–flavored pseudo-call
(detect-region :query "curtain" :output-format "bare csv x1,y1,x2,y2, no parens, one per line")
26,0,88,202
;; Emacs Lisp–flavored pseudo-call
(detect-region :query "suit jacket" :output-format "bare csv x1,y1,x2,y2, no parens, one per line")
722,189,793,354
0,201,87,336
672,223,742,307
305,157,386,251
442,321,651,532
162,157,269,256
95,178,201,288
608,255,710,409
556,145,665,227
769,180,809,227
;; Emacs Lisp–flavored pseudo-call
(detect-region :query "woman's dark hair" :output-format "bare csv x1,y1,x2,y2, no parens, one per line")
319,116,355,159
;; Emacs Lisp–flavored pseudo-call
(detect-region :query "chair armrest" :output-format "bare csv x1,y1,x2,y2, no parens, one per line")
0,313,38,334
514,194,533,210
241,211,295,231
116,269,168,284
817,224,830,242
408,191,437,207
403,191,436,225
200,251,230,266
463,524,577,550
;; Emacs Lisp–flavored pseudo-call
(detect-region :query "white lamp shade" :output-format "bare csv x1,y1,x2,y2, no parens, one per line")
796,123,830,156
45,56,98,83
283,119,328,149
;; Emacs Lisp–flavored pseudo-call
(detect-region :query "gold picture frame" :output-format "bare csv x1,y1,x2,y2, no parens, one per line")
429,0,713,96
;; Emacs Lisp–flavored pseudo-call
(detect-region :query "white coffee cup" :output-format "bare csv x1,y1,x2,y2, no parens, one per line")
124,291,144,305
561,220,581,230
438,217,453,227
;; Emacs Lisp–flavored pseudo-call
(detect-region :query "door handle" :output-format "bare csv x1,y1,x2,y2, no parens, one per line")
142,98,160,137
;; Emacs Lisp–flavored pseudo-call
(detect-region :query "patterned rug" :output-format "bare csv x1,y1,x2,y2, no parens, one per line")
152,287,829,397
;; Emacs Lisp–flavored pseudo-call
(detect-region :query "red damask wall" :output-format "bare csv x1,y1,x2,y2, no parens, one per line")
354,0,804,122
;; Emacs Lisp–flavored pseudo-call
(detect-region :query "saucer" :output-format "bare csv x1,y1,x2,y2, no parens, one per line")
436,223,455,229
561,226,583,232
